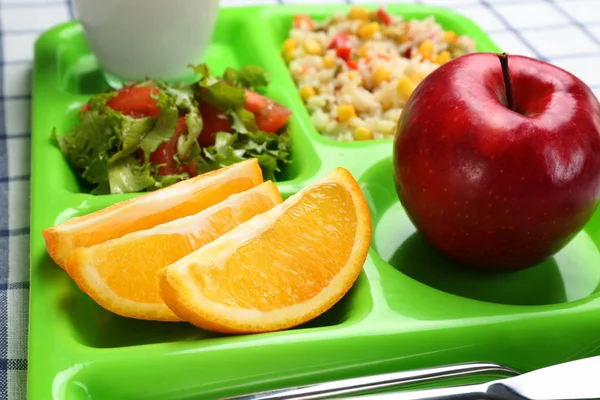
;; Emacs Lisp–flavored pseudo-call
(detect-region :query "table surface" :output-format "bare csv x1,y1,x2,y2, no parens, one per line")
1,0,599,398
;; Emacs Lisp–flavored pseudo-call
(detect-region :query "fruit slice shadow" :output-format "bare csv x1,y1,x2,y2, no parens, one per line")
63,269,373,348
360,157,600,309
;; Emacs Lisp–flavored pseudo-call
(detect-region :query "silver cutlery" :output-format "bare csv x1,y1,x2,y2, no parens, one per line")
353,355,600,400
224,361,520,400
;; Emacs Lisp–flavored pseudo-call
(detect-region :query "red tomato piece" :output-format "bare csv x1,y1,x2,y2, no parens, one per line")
198,100,232,148
145,116,197,177
147,116,186,176
335,46,352,62
81,103,91,112
377,7,393,25
328,32,350,49
244,90,269,114
180,158,198,178
244,90,291,133
107,87,161,118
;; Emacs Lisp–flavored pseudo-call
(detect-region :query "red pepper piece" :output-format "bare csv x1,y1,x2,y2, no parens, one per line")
328,32,350,49
377,6,393,25
336,46,352,61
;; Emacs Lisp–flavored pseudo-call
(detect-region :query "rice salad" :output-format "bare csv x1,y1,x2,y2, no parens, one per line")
283,6,477,141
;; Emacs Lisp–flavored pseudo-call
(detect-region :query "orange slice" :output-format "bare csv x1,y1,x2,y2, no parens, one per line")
43,159,263,269
64,181,283,321
158,167,372,333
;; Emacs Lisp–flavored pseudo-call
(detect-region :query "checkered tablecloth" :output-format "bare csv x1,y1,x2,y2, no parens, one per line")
1,0,599,398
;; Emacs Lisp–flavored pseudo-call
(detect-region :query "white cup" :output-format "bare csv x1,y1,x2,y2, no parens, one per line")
73,0,220,87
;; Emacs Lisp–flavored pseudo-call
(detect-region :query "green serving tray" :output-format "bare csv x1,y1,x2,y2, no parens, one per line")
29,4,600,400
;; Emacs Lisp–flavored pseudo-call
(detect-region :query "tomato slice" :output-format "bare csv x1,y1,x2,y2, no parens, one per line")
144,116,197,177
146,100,234,177
180,158,198,178
244,90,269,114
244,90,291,133
198,100,232,148
107,87,161,118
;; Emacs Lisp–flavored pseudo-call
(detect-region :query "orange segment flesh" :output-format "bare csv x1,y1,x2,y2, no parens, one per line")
158,167,372,333
64,181,283,321
42,159,263,269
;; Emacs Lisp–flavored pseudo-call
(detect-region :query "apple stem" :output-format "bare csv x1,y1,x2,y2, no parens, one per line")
498,52,515,112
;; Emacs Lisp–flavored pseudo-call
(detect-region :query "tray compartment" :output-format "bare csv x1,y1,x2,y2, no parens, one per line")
259,4,502,147
362,156,600,307
38,20,320,198
60,268,374,349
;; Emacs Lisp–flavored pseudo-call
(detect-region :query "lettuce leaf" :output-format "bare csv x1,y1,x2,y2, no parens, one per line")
138,104,179,162
154,173,189,189
108,156,156,194
54,88,179,194
228,107,258,133
55,63,291,195
222,65,269,91
53,110,118,192
199,80,246,111
156,82,204,160
189,63,210,79
199,130,291,181
188,63,291,181
108,116,155,163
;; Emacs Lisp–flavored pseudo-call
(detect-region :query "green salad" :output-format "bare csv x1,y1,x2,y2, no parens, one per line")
54,64,293,194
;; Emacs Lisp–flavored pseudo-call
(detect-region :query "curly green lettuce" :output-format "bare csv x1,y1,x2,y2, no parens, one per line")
54,89,180,194
53,64,292,195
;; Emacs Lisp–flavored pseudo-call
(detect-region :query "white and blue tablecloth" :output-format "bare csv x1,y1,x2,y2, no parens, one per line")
0,0,599,398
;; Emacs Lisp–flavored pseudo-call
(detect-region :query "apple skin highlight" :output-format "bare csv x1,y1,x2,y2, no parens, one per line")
393,52,600,270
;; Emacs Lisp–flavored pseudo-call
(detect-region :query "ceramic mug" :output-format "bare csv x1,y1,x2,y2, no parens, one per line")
73,0,220,86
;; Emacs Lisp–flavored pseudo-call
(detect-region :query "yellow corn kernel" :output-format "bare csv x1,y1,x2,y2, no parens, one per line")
354,126,373,141
442,30,457,42
337,104,357,122
409,72,426,84
300,86,316,102
284,48,294,61
283,39,298,61
396,34,409,44
346,71,359,80
322,54,336,68
358,22,380,39
396,77,416,99
283,39,298,52
357,44,369,58
434,50,451,65
349,6,369,20
373,68,391,86
418,39,435,60
303,39,322,55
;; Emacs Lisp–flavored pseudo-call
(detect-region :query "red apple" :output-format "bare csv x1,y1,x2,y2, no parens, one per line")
393,52,600,270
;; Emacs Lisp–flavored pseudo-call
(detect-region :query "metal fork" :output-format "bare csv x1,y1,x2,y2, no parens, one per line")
224,361,520,400
352,355,600,400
